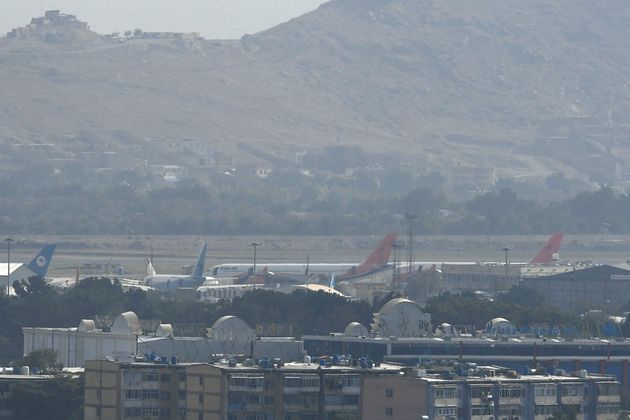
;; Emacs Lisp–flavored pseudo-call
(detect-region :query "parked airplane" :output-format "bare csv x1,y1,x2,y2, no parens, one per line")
0,244,56,291
528,232,564,264
208,233,397,279
143,242,212,291
405,232,566,272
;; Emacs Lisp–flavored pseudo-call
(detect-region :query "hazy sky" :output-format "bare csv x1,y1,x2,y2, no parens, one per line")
1,0,328,39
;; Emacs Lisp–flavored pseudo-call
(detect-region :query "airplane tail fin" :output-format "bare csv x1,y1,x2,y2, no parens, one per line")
146,257,156,276
345,233,396,277
192,242,208,278
529,232,564,264
25,244,56,277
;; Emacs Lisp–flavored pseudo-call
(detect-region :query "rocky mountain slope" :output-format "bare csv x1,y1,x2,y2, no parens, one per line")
1,0,630,180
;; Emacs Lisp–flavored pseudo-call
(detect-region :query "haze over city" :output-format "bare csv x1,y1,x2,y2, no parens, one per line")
2,1,630,418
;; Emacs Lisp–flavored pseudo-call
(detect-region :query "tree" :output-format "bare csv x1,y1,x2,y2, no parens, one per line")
7,375,83,420
18,349,62,373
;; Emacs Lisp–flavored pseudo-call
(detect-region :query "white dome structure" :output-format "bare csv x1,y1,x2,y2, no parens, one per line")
344,322,369,337
78,319,96,332
209,315,255,343
371,298,431,338
111,311,142,336
485,317,518,337
435,323,458,338
155,324,174,337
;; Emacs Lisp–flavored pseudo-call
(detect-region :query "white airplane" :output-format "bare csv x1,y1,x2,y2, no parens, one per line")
208,234,397,279
143,242,213,291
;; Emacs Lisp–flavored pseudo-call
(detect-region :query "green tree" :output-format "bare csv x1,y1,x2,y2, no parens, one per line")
18,349,62,373
7,375,83,420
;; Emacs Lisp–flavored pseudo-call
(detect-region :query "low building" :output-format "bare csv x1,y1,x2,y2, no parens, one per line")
23,312,140,367
304,298,630,390
440,263,520,295
23,312,303,368
521,264,630,310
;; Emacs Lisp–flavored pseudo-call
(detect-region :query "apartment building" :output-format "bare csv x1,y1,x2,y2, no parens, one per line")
84,358,401,420
84,360,222,420
362,365,621,420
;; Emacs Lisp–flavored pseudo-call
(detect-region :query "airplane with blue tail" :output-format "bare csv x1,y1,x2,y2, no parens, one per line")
143,242,214,291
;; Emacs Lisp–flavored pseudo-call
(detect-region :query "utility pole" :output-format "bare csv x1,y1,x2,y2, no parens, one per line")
5,238,14,297
405,212,416,274
250,242,260,274
500,247,510,298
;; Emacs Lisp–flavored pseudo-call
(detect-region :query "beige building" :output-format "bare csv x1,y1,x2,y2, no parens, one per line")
84,359,402,420
84,360,222,420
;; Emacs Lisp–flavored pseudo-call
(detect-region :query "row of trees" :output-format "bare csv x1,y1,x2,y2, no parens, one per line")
1,162,629,234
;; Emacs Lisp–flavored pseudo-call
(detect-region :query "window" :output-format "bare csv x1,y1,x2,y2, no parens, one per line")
124,407,142,417
125,389,142,399
160,391,171,401
534,385,556,397
598,403,620,414
471,386,493,399
534,405,556,415
435,407,458,416
385,407,393,416
178,390,186,400
142,389,160,399
342,395,359,405
598,383,620,396
434,387,459,399
142,407,160,417
161,373,171,382
178,372,186,382
284,395,304,406
499,385,523,398
385,388,393,397
498,405,521,416
160,408,171,418
301,376,320,388
199,376,204,386
265,396,275,405
471,405,494,416
343,376,360,387
142,372,159,382
198,394,204,403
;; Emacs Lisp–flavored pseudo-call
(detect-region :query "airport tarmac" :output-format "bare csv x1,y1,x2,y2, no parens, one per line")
1,234,629,280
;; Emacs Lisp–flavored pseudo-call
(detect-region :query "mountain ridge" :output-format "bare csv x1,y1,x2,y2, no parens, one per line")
1,1,630,183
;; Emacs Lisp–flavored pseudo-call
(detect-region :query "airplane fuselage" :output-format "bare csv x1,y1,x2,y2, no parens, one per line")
144,275,208,290
209,263,358,278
